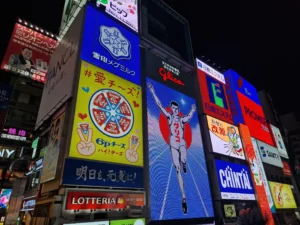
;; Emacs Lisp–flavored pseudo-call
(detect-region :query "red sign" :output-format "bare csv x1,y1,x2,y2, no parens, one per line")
66,190,144,210
1,23,57,83
283,162,292,176
238,92,274,146
197,69,233,123
159,67,184,86
239,124,275,225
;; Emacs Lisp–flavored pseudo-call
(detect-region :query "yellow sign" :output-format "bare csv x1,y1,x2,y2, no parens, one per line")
40,110,65,183
269,181,297,209
207,115,245,160
69,61,143,166
224,204,236,217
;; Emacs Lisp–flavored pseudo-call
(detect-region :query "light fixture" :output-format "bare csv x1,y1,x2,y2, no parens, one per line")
24,21,28,25
40,29,44,33
35,26,39,30
30,24,33,28
46,32,49,35
51,34,54,37
18,19,22,23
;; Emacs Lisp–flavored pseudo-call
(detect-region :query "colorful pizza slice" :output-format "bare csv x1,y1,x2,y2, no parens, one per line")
106,91,122,106
93,93,109,109
92,108,108,127
104,120,121,135
118,117,132,132
119,101,132,116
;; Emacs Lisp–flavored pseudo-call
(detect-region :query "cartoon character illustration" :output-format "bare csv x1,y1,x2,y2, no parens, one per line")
250,158,263,186
273,184,283,207
148,82,196,215
125,134,140,162
224,126,243,156
76,125,96,156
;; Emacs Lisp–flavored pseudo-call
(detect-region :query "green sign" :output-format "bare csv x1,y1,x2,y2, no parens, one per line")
110,218,145,225
31,137,39,149
39,147,47,158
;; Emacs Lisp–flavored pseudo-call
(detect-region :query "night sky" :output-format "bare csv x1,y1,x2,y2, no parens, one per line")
1,0,299,118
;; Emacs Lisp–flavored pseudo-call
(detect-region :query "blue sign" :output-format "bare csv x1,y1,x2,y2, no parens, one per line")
215,159,255,200
62,158,143,189
0,84,12,110
81,5,140,85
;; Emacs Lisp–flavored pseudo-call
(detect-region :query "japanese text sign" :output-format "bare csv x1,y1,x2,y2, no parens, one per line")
94,0,138,32
1,23,57,83
239,124,276,224
215,159,255,200
69,61,143,166
81,6,140,85
256,140,283,168
65,189,145,210
238,92,274,146
1,127,28,142
198,69,232,123
269,182,297,209
40,109,65,183
144,50,194,96
282,162,292,176
62,158,143,188
196,59,225,83
147,78,214,220
270,125,288,159
207,115,245,160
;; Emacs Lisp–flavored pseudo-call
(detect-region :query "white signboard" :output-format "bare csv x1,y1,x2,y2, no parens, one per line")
97,0,138,32
256,139,283,168
36,8,83,129
251,138,276,213
196,58,225,84
270,125,289,159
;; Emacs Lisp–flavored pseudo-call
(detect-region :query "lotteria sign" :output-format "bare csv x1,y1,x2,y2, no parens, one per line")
215,159,255,200
197,60,232,124
256,140,283,168
81,5,140,85
239,124,276,225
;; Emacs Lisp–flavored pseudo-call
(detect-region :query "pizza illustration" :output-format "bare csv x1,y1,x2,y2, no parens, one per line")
89,89,134,138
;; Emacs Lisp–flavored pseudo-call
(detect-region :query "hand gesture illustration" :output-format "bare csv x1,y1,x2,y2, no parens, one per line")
77,128,96,156
126,136,140,163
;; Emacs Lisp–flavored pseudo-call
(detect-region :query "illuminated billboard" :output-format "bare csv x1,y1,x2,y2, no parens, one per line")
215,159,255,200
1,23,57,82
206,115,245,160
64,218,145,225
256,140,283,168
0,189,12,209
81,5,140,85
239,124,276,224
69,61,143,166
270,125,288,159
147,78,214,220
269,182,297,209
197,60,232,123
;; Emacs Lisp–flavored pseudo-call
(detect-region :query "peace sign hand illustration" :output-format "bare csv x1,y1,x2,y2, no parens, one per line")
125,136,140,163
77,128,96,156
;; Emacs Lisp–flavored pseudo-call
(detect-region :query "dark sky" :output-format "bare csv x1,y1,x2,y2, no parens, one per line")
1,0,299,118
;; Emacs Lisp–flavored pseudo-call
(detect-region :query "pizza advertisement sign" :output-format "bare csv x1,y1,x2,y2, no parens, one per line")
69,61,143,166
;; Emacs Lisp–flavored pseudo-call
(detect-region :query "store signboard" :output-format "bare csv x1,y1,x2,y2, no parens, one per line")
269,182,297,209
270,125,289,159
282,162,292,176
215,159,255,200
256,140,283,168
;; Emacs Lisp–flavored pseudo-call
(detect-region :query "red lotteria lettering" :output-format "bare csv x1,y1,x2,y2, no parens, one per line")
159,68,185,86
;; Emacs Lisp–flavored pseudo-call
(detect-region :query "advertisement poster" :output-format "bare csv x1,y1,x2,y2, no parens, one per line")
282,162,292,176
0,189,12,209
256,140,283,168
215,159,255,200
239,124,275,224
145,49,193,96
94,0,138,32
224,204,236,218
40,109,65,183
270,125,289,159
147,78,214,220
269,182,297,209
207,115,245,160
69,61,143,166
238,92,274,146
81,6,140,85
197,62,232,123
62,158,143,189
65,189,144,210
1,23,57,82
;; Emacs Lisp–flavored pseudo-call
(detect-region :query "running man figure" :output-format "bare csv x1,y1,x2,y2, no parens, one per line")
148,82,196,214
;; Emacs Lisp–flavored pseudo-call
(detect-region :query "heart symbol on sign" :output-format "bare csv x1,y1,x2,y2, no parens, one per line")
82,87,90,93
78,113,87,120
133,101,139,108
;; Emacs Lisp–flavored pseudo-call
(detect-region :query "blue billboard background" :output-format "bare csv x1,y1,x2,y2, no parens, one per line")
215,159,255,197
62,158,143,189
0,84,13,110
81,5,140,85
147,78,214,220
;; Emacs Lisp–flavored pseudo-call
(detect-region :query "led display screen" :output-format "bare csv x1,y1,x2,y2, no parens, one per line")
0,189,12,209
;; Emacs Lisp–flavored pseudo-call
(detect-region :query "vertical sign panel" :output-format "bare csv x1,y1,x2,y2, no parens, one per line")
270,125,288,159
147,78,214,220
239,124,276,225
